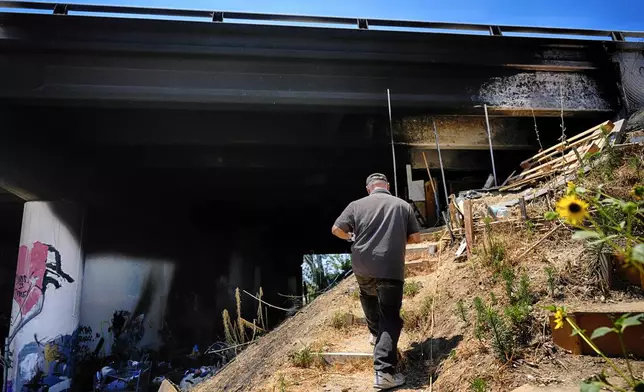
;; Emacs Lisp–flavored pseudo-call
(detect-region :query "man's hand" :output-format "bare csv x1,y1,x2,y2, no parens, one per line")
332,225,353,241
407,233,421,244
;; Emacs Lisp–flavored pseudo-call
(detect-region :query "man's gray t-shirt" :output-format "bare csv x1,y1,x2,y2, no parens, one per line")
334,188,420,281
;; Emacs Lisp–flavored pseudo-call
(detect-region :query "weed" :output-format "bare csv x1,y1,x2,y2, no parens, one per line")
456,299,468,323
501,267,516,300
290,345,316,368
473,297,487,341
469,377,488,392
545,266,556,297
222,287,266,349
351,288,361,300
516,273,532,305
489,292,498,306
448,349,457,360
485,307,515,362
489,242,506,273
403,280,423,298
504,302,531,328
331,311,350,330
525,220,536,236
276,374,287,392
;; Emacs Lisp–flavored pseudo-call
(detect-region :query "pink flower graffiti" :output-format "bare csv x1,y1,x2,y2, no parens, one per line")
13,241,49,316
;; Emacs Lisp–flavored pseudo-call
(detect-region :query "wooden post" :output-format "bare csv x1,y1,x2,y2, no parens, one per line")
463,199,474,259
518,197,528,221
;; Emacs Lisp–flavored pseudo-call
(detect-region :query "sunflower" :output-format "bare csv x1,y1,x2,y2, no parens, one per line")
553,308,565,330
556,195,589,225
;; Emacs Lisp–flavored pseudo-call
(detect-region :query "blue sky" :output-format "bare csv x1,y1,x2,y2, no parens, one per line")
46,0,644,31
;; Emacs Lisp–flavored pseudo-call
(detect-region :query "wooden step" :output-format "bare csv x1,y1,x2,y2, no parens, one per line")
319,352,372,365
512,385,577,392
405,242,440,261
405,259,435,277
550,302,644,358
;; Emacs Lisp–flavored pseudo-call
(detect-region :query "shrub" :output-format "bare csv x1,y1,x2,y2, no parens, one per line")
485,307,515,362
501,267,516,300
290,346,316,368
331,311,350,330
456,299,468,323
403,280,423,298
470,377,488,392
545,266,556,297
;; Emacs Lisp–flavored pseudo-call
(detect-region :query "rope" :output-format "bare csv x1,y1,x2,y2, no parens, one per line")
242,290,294,312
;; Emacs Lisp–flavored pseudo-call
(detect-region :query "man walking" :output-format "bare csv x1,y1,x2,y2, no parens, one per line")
332,173,421,390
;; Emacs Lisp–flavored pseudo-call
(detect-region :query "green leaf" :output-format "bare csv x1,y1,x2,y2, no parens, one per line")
618,314,643,333
580,382,601,392
590,327,615,340
632,244,644,264
544,211,558,220
542,305,557,312
588,234,619,246
576,186,587,194
572,231,601,240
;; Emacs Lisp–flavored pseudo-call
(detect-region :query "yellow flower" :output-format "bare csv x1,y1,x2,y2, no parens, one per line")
566,181,576,195
553,308,565,330
556,195,589,225
631,185,644,200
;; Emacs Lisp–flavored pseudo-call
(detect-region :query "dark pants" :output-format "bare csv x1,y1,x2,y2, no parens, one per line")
355,275,404,374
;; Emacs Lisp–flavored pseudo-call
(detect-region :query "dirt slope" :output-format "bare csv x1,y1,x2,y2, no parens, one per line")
198,145,644,392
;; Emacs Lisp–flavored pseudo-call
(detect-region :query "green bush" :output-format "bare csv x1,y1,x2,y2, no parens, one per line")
470,377,488,392
290,346,316,368
403,280,423,298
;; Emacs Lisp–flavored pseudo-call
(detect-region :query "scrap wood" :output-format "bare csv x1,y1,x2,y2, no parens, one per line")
519,120,613,169
501,120,620,192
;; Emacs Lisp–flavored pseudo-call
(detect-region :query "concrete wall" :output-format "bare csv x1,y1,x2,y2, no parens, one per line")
79,253,174,355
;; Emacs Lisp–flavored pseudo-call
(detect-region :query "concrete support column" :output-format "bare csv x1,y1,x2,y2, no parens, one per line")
4,202,83,392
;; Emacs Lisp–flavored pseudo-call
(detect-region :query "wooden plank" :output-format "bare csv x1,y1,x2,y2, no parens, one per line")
424,180,437,225
319,352,372,364
518,197,528,221
519,121,613,167
463,199,474,259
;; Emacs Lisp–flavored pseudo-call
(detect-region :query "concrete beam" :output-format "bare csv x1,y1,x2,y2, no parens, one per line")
410,149,536,171
0,13,619,113
478,72,614,114
394,116,536,150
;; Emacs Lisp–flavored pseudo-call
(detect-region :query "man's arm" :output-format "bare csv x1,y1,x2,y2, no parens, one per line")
406,203,421,244
331,225,352,240
332,202,355,241
407,232,421,244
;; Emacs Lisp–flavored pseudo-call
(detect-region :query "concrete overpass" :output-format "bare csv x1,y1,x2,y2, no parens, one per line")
0,3,643,387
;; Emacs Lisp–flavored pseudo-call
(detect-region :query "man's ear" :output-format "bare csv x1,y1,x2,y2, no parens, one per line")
386,183,390,190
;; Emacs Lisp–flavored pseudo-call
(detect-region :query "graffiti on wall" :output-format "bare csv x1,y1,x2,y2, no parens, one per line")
6,241,76,392
9,334,75,392
9,241,75,344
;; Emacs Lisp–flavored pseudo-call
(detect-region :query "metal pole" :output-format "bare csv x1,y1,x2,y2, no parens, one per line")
386,89,399,197
431,119,450,210
483,104,498,186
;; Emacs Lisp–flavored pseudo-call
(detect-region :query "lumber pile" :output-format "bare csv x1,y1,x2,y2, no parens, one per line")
500,121,616,191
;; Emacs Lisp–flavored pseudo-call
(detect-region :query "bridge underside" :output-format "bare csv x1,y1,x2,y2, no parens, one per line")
0,9,637,352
